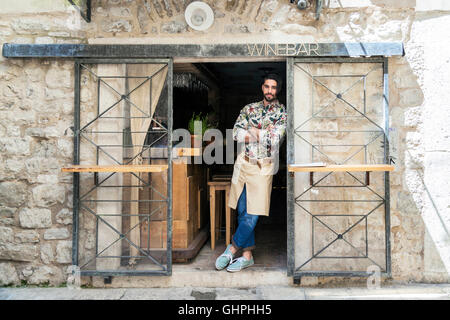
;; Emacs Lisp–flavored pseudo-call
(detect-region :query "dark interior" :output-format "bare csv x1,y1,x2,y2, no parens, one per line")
173,61,287,269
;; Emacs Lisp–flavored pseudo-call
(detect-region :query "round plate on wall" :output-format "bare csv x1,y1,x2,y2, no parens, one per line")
185,1,214,31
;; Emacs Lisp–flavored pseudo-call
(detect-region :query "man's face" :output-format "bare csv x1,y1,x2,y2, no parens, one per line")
262,79,278,103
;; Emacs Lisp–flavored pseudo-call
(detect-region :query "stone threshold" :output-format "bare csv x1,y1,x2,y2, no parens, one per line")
90,266,290,288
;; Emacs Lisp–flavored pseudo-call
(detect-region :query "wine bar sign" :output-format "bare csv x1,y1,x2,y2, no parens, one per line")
247,43,320,56
2,42,404,58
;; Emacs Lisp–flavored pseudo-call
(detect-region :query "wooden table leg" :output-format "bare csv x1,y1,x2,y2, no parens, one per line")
209,187,216,250
225,186,231,246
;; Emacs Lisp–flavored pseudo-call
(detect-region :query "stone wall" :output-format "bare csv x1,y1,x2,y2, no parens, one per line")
0,0,449,286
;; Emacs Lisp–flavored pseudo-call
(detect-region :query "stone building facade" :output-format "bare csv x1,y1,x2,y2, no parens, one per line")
0,0,449,287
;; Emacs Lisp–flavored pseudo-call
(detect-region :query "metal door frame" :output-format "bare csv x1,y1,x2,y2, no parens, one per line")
286,57,391,282
72,58,173,276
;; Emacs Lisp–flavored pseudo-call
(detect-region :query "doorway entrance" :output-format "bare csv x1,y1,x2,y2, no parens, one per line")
172,61,288,271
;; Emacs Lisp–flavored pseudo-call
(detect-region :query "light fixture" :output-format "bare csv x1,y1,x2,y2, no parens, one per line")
290,0,308,10
185,1,214,31
290,0,323,20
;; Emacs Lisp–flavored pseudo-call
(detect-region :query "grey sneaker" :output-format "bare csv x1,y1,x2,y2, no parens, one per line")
215,244,234,270
226,256,254,272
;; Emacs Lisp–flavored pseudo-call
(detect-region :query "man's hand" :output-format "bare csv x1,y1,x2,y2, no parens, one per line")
246,127,260,143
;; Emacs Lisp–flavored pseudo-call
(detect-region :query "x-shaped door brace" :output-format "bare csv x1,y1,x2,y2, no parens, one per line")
293,62,387,272
75,63,169,270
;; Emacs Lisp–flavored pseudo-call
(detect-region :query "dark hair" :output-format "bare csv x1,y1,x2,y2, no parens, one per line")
263,73,283,93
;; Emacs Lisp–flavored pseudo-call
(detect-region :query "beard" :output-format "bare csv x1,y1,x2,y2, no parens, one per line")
263,93,277,103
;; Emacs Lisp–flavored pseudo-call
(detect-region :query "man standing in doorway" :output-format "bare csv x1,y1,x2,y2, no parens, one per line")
215,74,287,272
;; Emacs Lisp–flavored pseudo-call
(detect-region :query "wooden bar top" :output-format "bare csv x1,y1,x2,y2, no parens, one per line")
61,164,168,173
288,164,394,172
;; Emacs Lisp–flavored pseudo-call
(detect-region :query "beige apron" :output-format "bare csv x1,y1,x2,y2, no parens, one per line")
227,152,276,216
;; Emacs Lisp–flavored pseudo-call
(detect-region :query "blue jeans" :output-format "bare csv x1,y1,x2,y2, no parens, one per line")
232,185,259,251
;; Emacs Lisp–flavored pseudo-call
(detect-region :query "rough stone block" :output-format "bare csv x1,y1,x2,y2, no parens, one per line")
84,232,95,250
10,18,50,35
0,243,39,262
24,67,45,82
390,171,402,186
137,5,150,33
44,228,69,240
14,230,40,243
40,243,55,264
35,36,55,44
44,87,67,100
393,71,418,89
57,139,73,158
0,218,14,227
269,4,291,29
3,110,36,125
396,191,421,216
1,79,24,98
101,19,133,33
280,24,317,35
45,68,71,89
393,251,423,277
22,266,33,277
0,207,15,218
7,125,20,137
161,20,186,33
391,214,401,227
28,266,64,285
109,7,132,17
0,100,14,111
19,208,52,229
56,208,72,225
36,174,58,185
32,184,65,207
0,226,14,243
5,159,25,174
25,127,46,137
56,240,72,264
0,262,20,286
0,137,31,156
0,181,27,207
389,107,405,127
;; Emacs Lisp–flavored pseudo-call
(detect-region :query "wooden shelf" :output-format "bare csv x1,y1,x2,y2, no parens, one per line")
288,164,394,173
175,147,202,157
61,164,168,173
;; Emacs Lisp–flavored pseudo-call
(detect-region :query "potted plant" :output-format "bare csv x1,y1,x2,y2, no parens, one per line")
188,112,208,147
188,112,218,147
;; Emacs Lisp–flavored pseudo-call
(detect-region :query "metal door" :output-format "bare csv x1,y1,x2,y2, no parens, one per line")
72,59,173,276
286,57,391,282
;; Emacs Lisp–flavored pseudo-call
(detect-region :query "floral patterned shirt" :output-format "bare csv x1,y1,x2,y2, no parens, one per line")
233,100,287,159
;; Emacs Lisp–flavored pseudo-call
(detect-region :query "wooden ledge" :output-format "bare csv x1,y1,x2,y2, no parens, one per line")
61,164,168,173
175,147,202,157
288,164,394,173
